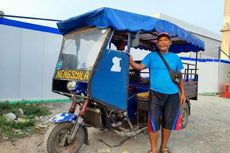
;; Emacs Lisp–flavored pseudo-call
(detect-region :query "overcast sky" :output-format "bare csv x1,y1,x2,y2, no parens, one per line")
0,0,225,34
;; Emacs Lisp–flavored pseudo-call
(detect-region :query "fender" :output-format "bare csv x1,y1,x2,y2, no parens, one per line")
49,112,89,145
49,112,77,123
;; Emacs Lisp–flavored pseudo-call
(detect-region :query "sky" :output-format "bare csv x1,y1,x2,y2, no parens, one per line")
0,0,225,34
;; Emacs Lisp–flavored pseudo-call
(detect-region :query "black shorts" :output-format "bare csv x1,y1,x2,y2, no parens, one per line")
148,90,182,132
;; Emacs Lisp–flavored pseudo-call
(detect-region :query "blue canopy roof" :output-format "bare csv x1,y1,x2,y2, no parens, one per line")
57,7,205,52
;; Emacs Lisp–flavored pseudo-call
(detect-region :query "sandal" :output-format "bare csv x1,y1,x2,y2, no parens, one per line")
160,147,171,153
148,150,159,153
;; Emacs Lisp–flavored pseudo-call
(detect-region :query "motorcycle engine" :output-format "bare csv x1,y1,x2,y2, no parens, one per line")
109,111,125,128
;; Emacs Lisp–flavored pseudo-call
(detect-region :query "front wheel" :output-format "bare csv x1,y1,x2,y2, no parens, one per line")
44,122,85,153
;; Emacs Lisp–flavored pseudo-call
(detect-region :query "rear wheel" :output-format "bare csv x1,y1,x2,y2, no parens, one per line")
181,102,189,128
44,122,85,153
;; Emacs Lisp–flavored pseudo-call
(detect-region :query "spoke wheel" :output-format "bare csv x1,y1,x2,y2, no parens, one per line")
44,122,85,153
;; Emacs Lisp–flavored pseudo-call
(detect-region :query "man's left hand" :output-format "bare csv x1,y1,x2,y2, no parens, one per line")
180,94,186,105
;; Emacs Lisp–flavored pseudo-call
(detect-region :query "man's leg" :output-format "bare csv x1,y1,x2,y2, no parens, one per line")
160,128,171,151
160,93,180,152
149,131,159,153
148,90,163,152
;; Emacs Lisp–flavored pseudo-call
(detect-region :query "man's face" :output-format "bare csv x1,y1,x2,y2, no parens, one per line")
117,44,125,51
157,36,172,52
117,42,126,51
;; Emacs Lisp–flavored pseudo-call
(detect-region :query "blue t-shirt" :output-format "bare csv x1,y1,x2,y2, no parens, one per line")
142,52,184,94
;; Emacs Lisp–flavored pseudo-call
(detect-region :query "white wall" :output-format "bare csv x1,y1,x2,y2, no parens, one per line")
0,25,21,99
181,59,230,94
197,61,219,93
0,23,64,101
218,62,230,92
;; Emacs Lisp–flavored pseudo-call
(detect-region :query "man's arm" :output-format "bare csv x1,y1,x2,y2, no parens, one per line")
178,79,186,105
129,54,146,71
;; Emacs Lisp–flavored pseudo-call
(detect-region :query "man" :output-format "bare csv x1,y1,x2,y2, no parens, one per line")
129,33,186,153
115,39,126,51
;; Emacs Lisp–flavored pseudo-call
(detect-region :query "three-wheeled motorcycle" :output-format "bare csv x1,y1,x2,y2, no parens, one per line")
44,8,205,153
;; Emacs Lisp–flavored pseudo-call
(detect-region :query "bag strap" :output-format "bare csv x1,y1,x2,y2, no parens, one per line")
156,51,171,72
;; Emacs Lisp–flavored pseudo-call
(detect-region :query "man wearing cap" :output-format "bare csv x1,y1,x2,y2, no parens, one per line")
115,39,126,51
129,33,186,153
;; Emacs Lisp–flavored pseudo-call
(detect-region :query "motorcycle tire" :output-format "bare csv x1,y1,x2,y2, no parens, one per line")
181,102,189,128
44,122,85,153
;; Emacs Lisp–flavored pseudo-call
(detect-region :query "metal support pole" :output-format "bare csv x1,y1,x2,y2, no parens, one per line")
219,47,230,59
218,46,221,61
229,41,230,58
194,52,198,81
127,33,132,53
107,29,114,49
1,14,60,21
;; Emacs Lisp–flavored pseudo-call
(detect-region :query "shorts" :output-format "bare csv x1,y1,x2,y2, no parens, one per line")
148,90,182,132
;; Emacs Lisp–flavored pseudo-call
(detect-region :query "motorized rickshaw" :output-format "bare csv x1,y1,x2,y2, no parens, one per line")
44,7,205,153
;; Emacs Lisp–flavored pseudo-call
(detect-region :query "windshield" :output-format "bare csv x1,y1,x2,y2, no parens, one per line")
57,27,109,70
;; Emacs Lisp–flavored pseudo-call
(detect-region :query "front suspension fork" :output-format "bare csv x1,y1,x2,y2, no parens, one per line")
68,99,90,143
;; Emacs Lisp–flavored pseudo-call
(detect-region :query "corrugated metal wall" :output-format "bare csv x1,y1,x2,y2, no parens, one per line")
0,19,65,101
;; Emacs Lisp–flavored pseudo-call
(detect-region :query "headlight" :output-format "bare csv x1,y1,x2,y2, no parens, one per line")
67,81,77,91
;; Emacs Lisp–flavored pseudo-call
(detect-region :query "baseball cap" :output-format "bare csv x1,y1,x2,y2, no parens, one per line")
157,32,171,40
